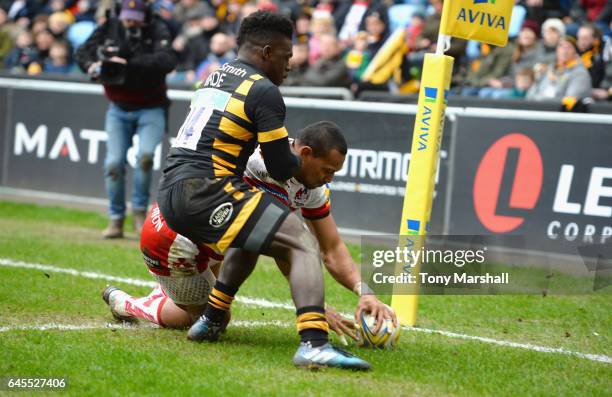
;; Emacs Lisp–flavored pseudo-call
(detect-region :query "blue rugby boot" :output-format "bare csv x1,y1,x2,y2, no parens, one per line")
187,313,230,342
293,342,371,371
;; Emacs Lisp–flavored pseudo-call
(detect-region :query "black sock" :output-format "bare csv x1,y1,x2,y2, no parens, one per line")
203,281,238,323
296,306,329,348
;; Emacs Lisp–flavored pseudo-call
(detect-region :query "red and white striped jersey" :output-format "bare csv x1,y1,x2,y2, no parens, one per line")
140,145,331,274
140,203,224,277
243,144,331,220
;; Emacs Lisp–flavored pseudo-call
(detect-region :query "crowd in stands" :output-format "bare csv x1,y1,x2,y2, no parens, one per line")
0,0,611,103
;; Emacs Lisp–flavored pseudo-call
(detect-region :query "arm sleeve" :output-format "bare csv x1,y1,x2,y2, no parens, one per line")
564,68,593,99
247,84,300,181
301,187,331,220
75,22,108,73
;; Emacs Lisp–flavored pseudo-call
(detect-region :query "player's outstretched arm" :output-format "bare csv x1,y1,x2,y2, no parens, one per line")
306,215,397,333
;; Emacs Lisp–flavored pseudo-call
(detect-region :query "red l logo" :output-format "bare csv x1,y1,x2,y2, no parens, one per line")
473,133,543,233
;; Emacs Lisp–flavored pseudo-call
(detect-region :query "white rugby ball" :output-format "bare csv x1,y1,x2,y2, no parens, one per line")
356,311,401,349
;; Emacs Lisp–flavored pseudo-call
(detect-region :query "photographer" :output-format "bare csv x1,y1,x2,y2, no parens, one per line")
76,0,177,239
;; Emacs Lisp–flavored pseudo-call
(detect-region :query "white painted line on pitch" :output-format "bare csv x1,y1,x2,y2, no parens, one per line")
0,322,154,332
403,326,611,364
1,257,610,365
0,258,293,310
0,320,289,333
237,296,293,310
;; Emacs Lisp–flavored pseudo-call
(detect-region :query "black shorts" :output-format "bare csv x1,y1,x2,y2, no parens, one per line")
157,176,290,255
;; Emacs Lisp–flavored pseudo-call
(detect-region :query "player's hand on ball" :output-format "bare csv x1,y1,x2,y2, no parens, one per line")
325,305,358,342
355,295,397,334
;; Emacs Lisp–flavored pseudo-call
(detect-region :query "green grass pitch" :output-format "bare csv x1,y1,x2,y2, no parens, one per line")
0,201,610,396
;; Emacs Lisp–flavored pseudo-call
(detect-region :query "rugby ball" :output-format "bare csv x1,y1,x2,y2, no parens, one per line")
356,311,401,349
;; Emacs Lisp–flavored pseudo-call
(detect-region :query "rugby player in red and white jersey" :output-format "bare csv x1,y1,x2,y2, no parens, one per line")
103,121,396,340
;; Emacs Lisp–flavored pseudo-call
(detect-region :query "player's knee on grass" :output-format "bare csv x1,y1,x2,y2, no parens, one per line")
160,301,202,329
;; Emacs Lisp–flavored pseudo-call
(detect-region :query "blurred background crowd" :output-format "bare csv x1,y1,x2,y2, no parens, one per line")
0,0,611,103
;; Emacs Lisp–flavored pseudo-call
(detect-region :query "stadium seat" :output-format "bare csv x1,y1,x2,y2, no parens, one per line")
388,4,424,31
508,5,527,39
400,0,428,6
67,21,96,53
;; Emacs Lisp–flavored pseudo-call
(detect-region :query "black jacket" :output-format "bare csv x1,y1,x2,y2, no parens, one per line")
76,16,177,109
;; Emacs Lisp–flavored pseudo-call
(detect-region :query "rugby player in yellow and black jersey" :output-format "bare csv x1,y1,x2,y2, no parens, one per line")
157,11,370,370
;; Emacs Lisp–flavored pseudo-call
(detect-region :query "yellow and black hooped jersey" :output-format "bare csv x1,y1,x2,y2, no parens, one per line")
161,60,297,187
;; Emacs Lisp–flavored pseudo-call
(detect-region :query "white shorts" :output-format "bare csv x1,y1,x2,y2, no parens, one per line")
154,267,216,306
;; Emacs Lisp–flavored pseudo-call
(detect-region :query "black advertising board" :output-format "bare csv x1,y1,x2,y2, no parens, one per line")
285,106,451,234
2,84,450,235
448,116,612,254
7,89,109,197
5,89,191,199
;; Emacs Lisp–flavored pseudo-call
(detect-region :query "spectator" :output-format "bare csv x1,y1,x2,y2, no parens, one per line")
511,22,545,75
227,1,258,36
44,0,69,15
4,29,38,72
596,0,612,34
43,39,73,73
155,0,180,39
404,0,467,78
538,18,566,67
48,10,74,40
168,6,207,83
580,0,608,23
213,0,250,30
302,33,350,87
173,0,208,25
31,14,49,36
73,0,96,22
308,13,336,65
460,43,515,96
566,0,608,35
591,37,612,100
509,67,536,98
335,0,370,43
76,0,177,238
28,28,55,74
292,10,311,44
5,0,45,24
577,24,606,87
284,41,309,86
363,7,389,57
0,7,13,67
194,31,235,82
344,30,371,83
95,0,116,25
525,0,567,25
527,36,592,101
310,0,336,19
479,22,544,98
405,12,425,51
182,6,222,83
256,0,278,14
